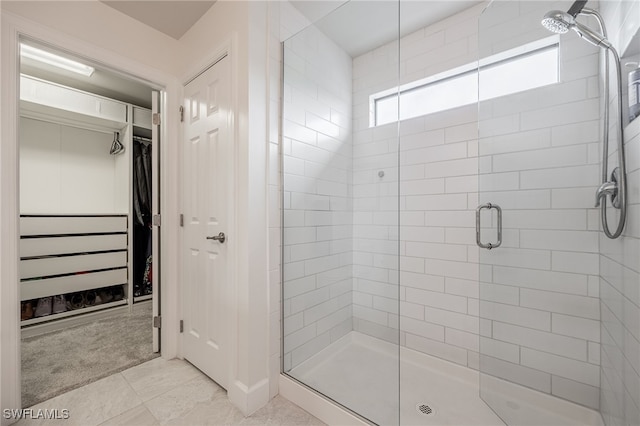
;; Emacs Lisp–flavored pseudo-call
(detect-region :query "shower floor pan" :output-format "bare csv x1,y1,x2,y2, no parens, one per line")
287,332,602,426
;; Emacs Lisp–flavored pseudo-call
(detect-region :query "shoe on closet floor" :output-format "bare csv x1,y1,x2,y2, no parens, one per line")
84,290,97,306
34,297,52,317
98,289,113,304
21,301,34,320
66,292,85,310
111,286,124,301
52,295,66,314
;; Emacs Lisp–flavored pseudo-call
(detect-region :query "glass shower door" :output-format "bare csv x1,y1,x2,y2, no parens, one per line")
281,1,401,424
478,1,603,424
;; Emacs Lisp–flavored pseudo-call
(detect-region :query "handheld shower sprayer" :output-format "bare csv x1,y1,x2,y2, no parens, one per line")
572,21,612,48
541,5,611,48
541,1,627,239
540,0,587,34
541,10,573,34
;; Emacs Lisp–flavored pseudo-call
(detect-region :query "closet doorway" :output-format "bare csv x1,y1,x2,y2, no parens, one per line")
18,37,162,408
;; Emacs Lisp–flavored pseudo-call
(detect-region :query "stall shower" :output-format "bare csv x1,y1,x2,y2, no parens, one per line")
281,0,640,425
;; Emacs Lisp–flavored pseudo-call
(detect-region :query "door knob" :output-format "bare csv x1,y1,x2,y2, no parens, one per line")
206,232,226,243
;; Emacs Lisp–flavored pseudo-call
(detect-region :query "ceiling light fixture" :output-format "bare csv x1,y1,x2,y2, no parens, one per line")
20,44,95,77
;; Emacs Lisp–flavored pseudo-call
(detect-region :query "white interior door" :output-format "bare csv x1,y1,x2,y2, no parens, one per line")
182,54,231,389
151,90,160,353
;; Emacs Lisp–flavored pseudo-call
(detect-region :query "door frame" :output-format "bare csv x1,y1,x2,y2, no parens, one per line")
0,11,181,418
179,38,238,390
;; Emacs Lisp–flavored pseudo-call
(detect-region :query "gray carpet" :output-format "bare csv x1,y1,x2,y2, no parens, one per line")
21,302,159,408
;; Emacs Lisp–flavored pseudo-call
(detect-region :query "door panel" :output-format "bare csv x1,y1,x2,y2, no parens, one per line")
478,1,604,421
182,55,231,389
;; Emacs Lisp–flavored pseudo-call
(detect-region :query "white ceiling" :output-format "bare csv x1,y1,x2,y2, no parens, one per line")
20,1,484,107
100,0,216,40
18,1,218,107
291,0,483,57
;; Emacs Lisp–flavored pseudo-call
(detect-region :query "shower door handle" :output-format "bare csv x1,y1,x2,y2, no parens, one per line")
476,203,502,250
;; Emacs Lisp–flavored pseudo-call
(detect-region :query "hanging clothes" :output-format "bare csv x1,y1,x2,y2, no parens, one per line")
133,141,152,226
132,140,153,296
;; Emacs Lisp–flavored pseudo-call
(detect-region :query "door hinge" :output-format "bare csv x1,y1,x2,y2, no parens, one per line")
153,214,161,226
153,316,162,328
180,214,184,227
179,106,184,122
180,320,184,333
152,112,161,125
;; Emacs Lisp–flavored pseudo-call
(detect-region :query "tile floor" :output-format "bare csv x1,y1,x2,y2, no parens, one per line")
16,358,324,426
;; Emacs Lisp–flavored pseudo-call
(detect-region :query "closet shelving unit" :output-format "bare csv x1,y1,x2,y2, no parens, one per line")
19,74,153,330
20,214,129,327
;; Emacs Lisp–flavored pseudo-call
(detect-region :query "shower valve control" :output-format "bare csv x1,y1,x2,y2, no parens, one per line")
595,168,621,209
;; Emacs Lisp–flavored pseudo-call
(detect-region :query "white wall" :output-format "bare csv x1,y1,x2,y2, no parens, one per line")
598,1,640,424
178,0,273,415
19,117,128,214
281,18,354,371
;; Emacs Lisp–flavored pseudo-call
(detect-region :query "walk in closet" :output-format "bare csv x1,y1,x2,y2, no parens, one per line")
16,36,162,409
18,59,157,332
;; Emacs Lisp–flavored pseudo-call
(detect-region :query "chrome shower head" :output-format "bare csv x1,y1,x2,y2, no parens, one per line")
541,8,612,49
541,10,573,34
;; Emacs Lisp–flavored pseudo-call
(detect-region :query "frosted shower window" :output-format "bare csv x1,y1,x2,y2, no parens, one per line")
372,40,559,126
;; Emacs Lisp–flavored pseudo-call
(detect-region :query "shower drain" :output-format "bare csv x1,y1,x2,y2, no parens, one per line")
416,403,435,416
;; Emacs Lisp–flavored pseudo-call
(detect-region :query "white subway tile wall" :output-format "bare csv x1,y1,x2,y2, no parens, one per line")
599,2,640,424
479,1,604,410
349,0,603,410
281,21,354,370
351,4,482,358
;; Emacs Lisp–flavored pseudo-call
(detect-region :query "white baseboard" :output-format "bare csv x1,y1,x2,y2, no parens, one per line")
228,378,270,416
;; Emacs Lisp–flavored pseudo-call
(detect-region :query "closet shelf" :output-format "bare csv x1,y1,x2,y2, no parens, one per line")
134,294,153,303
20,74,128,131
21,299,127,327
132,106,152,130
20,215,129,302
